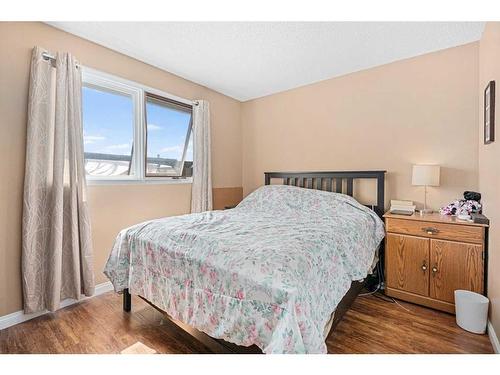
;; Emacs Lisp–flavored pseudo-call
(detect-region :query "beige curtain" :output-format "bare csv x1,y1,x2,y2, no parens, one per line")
22,47,94,314
190,100,212,213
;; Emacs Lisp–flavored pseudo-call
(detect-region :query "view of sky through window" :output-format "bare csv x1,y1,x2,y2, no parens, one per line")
146,100,192,162
82,85,134,157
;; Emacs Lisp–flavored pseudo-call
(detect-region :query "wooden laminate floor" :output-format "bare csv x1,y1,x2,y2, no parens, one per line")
0,291,493,354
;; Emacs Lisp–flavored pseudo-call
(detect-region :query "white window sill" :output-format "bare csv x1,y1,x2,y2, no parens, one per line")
86,177,193,186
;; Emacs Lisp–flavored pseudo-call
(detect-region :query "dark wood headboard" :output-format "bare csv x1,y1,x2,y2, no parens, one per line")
264,170,386,217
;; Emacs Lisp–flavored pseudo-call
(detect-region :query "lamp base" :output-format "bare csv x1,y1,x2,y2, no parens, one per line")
419,208,434,215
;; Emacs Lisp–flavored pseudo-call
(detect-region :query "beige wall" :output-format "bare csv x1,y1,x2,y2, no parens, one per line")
0,22,242,316
478,22,500,337
241,43,479,211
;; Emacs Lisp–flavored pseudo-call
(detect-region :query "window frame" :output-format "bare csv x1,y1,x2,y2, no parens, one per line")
81,67,194,185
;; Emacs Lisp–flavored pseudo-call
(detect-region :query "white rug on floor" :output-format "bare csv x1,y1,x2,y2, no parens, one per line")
120,341,157,354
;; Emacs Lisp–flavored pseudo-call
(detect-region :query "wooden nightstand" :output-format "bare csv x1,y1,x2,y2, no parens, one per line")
383,212,489,314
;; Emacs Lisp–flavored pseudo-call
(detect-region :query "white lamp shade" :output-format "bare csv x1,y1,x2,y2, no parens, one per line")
412,165,440,186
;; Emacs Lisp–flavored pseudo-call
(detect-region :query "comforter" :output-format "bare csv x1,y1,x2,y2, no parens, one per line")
104,185,385,353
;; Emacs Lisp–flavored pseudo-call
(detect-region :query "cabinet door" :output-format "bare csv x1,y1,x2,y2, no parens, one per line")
429,239,484,303
386,233,430,296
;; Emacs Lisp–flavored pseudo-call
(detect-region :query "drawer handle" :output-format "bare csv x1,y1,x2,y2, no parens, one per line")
422,227,439,235
421,262,427,272
432,266,438,274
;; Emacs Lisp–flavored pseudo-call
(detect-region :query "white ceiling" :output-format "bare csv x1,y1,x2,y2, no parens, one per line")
48,22,485,101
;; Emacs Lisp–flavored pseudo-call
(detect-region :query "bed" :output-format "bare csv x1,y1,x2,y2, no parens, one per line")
104,171,386,353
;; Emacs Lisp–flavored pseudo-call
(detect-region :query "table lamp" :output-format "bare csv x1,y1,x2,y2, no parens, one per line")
412,164,440,214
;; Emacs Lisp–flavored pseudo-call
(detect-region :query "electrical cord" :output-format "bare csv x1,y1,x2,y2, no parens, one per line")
373,293,394,303
358,261,413,313
391,297,412,313
358,284,380,296
362,289,413,313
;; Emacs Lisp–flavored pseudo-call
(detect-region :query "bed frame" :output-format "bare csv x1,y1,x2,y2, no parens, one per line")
265,170,386,216
122,170,386,353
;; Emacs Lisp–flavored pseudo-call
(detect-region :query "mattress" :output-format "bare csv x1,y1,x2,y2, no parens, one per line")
104,185,385,353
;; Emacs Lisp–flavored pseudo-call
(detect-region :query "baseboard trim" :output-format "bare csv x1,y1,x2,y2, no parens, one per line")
488,320,500,354
0,281,114,331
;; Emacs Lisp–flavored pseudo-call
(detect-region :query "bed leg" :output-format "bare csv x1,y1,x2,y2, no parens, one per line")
123,288,131,312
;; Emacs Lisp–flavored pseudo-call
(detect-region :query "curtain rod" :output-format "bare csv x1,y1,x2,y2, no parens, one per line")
42,51,81,69
41,52,199,106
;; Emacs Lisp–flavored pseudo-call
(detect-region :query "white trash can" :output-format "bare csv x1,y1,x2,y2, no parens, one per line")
454,290,489,334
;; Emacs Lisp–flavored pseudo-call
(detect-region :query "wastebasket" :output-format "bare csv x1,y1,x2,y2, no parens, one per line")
454,290,489,334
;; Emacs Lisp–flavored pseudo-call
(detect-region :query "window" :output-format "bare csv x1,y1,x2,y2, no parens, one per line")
81,68,194,183
82,85,135,177
145,94,193,178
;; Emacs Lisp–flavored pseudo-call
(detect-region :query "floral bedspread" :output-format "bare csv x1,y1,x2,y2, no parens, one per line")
104,185,385,353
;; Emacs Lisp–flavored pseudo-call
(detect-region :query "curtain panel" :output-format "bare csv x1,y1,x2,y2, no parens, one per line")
190,100,212,213
22,47,94,314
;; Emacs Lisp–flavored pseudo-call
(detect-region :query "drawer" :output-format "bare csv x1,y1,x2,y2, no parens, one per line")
386,218,484,244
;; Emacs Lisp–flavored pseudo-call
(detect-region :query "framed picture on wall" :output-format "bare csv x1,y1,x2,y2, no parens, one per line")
484,80,495,144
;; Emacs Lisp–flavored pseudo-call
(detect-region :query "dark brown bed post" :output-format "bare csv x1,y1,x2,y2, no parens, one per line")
376,172,385,217
123,288,131,312
264,173,271,185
